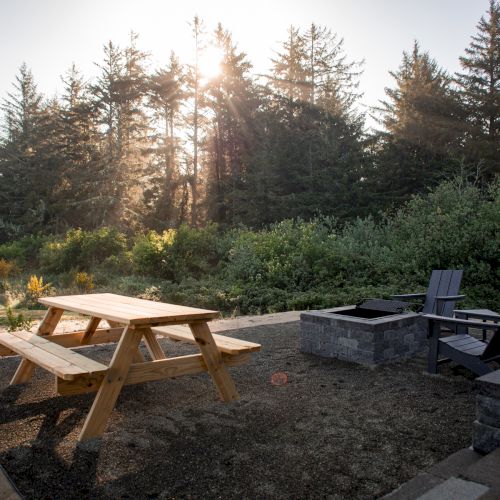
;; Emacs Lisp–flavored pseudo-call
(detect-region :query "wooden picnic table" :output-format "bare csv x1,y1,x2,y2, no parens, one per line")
0,293,260,442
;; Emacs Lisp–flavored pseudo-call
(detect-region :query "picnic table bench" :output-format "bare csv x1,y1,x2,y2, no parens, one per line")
0,330,108,381
0,293,261,442
152,325,261,355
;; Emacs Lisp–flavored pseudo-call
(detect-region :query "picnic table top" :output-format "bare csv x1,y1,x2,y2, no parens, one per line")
39,293,219,326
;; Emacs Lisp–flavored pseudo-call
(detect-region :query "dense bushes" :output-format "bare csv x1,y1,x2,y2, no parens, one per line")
223,219,338,289
382,179,499,307
39,228,129,274
0,234,49,268
132,223,222,281
0,177,498,314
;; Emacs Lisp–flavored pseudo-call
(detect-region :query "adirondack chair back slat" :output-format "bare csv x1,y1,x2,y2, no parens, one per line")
422,269,463,316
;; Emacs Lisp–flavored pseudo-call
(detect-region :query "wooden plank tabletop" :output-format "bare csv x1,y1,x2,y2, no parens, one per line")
39,293,219,326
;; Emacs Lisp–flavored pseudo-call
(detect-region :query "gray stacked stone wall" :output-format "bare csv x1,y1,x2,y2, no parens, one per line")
473,369,500,454
300,306,427,365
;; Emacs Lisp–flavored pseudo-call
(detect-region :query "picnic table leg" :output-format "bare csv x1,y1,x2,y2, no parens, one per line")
11,306,64,385
108,320,145,363
80,317,101,345
79,326,144,441
189,322,239,401
143,327,166,360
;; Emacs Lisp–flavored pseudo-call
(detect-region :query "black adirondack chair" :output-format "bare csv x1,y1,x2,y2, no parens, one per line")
392,269,465,317
425,314,500,376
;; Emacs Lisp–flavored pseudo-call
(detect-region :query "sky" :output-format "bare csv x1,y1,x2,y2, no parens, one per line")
0,0,490,129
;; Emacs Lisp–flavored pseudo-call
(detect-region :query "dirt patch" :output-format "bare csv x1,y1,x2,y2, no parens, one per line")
0,321,476,499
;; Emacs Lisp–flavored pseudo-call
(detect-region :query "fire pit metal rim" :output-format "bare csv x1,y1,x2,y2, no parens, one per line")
301,306,420,325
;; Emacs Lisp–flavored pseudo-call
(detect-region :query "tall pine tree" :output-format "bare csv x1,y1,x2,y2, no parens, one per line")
145,52,185,228
456,0,500,177
368,42,464,209
90,35,150,229
56,65,102,229
0,64,53,240
243,25,366,224
204,24,259,225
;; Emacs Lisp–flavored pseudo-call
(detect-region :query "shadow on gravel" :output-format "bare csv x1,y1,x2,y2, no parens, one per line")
0,322,476,499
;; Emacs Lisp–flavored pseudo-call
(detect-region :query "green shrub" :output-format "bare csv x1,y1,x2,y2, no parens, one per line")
104,275,169,298
0,307,34,332
96,253,133,276
332,217,392,286
166,223,222,280
132,223,223,281
0,234,49,268
224,218,341,291
40,227,128,273
0,259,19,291
132,230,173,276
0,175,497,315
383,178,500,302
74,271,94,292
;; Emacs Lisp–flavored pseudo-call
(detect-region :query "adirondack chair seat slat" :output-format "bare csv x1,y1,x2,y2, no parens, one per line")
426,314,500,376
440,340,485,356
441,335,483,348
463,345,488,357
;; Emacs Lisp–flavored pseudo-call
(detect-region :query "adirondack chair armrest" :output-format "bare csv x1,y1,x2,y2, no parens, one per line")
435,295,465,302
435,295,465,315
391,293,426,301
423,314,500,332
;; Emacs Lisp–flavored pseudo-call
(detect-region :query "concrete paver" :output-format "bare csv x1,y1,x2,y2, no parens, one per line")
417,477,489,500
427,448,482,479
461,448,500,489
0,466,22,500
382,473,444,499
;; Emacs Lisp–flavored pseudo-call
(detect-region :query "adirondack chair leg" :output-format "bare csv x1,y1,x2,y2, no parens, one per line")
427,319,440,374
464,358,492,377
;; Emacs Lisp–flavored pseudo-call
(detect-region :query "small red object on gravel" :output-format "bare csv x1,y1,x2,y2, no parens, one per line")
271,372,288,386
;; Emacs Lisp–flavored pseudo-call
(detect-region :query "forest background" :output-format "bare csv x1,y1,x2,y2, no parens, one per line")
0,3,498,322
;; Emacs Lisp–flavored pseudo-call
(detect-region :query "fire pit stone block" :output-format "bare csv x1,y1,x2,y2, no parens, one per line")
300,305,427,364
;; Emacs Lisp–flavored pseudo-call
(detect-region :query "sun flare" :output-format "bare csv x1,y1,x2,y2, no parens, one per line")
199,45,224,81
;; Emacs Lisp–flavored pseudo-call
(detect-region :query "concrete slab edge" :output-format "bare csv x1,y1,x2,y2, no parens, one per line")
0,465,23,500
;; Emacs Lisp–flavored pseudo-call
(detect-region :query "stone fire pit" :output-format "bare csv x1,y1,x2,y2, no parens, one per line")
300,304,427,365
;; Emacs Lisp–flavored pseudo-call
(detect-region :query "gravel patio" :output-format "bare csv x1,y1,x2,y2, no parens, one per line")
0,319,476,499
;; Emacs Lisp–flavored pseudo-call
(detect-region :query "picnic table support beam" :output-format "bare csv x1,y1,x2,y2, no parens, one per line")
80,317,101,345
143,328,166,360
79,326,144,441
108,320,145,363
189,322,239,402
10,306,64,385
57,352,252,395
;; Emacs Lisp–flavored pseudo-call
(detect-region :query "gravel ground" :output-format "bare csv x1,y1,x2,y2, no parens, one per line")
0,321,476,499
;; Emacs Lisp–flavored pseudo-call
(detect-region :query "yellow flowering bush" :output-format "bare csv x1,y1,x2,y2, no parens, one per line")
74,271,94,292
